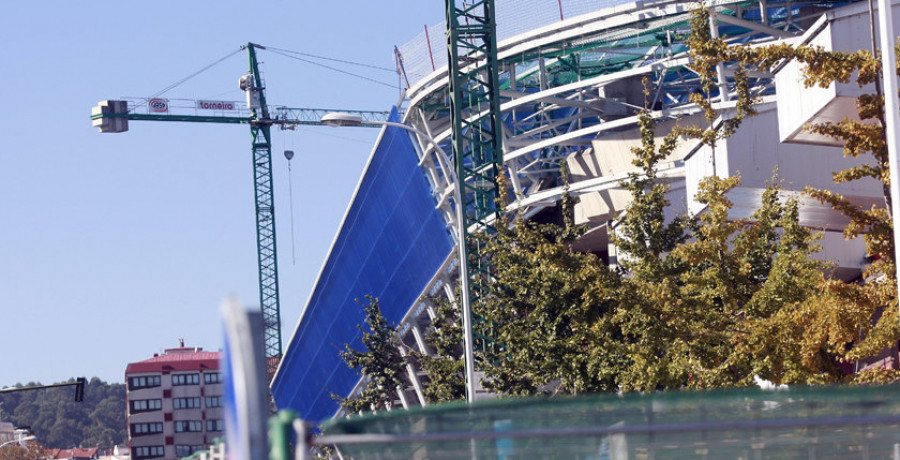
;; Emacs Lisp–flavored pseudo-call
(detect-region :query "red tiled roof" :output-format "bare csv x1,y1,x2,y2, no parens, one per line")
51,446,99,459
125,347,221,374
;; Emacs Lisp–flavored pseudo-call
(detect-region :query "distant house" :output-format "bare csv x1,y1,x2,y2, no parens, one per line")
97,445,130,460
0,421,16,444
0,422,34,449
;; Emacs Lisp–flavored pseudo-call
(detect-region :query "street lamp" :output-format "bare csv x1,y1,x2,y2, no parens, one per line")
321,112,478,403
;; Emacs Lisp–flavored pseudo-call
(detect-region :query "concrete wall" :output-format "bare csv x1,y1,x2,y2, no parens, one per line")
776,0,900,145
685,104,883,216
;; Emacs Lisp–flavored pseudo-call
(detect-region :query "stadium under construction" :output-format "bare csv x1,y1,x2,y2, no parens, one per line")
271,0,892,422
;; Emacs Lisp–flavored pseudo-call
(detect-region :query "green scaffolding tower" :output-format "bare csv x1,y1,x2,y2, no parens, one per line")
445,0,504,351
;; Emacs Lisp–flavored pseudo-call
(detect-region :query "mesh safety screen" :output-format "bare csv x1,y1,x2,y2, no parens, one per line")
321,384,900,459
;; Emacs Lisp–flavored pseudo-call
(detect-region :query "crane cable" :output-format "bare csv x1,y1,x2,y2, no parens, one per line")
151,48,244,98
283,132,297,266
150,44,396,98
265,46,397,73
266,48,397,89
288,158,297,266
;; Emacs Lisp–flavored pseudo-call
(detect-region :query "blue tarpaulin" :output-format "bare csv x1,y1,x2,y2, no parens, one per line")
272,107,453,422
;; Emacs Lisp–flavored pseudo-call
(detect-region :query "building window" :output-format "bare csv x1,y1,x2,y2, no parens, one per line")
206,419,224,432
133,445,164,459
205,396,223,408
131,422,164,436
171,373,200,386
130,399,162,413
129,375,161,390
204,372,223,384
174,446,191,458
174,420,203,432
173,397,202,409
175,445,206,457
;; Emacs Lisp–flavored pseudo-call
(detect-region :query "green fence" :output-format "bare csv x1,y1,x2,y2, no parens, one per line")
305,384,900,459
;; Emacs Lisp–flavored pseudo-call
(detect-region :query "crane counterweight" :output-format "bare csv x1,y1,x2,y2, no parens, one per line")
91,100,129,133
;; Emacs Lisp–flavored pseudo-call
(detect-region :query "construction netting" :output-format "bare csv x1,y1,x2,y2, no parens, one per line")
395,0,853,90
396,0,654,85
319,384,900,459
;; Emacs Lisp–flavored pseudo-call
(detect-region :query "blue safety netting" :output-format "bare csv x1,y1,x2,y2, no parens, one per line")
272,107,453,422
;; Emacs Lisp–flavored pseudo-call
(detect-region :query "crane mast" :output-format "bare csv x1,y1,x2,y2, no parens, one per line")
91,43,390,382
244,43,282,380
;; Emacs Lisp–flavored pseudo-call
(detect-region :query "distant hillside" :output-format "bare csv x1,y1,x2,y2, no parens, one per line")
0,378,126,449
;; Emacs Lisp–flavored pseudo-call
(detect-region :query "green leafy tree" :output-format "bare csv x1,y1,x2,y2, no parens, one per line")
476,170,625,396
338,296,409,413
45,418,81,449
720,183,835,385
415,295,466,402
674,176,827,387
0,378,126,449
613,108,692,280
606,106,695,391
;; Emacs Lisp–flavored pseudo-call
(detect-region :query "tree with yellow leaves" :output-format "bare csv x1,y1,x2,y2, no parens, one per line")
684,7,900,383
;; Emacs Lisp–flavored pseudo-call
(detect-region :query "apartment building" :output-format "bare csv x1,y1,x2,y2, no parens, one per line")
125,344,223,459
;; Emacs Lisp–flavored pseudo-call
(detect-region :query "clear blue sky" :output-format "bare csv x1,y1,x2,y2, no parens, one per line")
0,1,445,386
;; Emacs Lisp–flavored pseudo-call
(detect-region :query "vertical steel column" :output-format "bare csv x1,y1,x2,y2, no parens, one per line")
708,8,731,103
446,0,504,401
246,43,282,381
875,0,900,322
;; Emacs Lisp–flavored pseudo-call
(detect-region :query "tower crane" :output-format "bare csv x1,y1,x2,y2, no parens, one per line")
91,42,389,381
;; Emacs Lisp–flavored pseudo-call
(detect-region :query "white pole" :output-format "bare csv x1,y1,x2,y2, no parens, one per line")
876,0,900,320
456,182,478,404
709,8,731,103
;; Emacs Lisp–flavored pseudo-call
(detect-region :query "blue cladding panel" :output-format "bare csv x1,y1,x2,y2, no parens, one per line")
271,107,453,422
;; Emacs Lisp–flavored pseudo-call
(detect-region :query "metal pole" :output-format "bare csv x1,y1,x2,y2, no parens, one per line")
457,180,478,404
876,0,900,321
708,8,731,103
292,418,311,460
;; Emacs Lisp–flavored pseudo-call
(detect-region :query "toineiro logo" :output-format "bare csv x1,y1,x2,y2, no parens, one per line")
149,98,169,113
